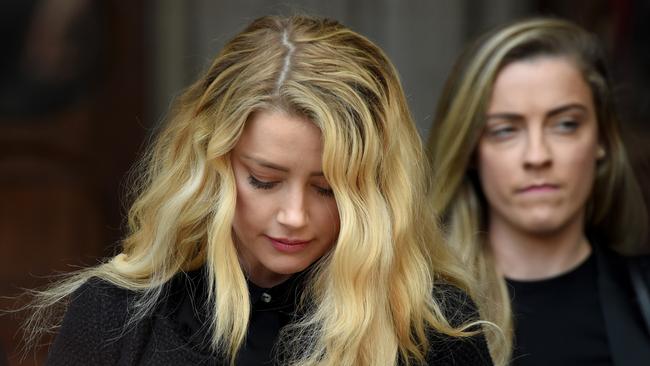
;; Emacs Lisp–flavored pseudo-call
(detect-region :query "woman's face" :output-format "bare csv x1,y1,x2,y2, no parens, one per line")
231,109,340,288
477,56,602,237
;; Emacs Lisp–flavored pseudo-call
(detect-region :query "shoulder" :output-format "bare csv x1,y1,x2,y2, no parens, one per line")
71,277,135,306
621,251,650,289
596,244,650,267
432,283,481,328
47,278,137,366
597,246,650,285
426,284,494,366
65,277,136,331
626,253,650,275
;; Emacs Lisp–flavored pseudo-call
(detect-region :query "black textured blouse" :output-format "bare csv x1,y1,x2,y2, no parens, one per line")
46,268,493,365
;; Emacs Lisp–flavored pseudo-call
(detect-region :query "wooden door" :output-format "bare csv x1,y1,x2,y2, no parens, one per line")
0,2,145,365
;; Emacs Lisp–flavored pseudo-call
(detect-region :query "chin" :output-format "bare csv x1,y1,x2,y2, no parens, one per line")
518,216,568,236
268,261,309,276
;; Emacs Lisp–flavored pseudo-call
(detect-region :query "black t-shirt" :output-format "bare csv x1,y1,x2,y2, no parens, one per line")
507,254,613,366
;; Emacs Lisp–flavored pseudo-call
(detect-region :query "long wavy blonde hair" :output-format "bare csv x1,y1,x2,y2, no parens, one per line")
26,15,481,366
426,17,648,366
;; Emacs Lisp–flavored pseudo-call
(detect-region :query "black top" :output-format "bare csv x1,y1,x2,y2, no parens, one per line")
46,268,493,365
507,254,613,366
171,268,305,364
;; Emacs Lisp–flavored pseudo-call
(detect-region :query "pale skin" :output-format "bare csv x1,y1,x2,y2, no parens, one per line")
479,56,605,280
230,109,340,288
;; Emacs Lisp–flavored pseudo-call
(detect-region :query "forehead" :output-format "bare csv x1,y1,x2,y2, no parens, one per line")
241,109,320,141
235,109,323,165
489,56,593,112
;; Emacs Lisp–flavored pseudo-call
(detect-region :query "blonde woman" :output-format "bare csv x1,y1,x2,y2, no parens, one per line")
28,15,493,366
427,17,650,366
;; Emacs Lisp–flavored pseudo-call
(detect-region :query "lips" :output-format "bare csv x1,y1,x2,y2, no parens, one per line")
266,236,310,245
265,235,312,253
517,183,559,194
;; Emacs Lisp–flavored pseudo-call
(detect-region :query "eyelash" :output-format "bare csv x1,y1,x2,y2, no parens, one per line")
489,126,517,138
315,186,335,198
555,120,580,132
247,175,335,198
486,119,580,139
248,175,275,190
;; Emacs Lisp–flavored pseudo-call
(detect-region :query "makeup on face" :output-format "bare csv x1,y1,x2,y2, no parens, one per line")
230,110,340,288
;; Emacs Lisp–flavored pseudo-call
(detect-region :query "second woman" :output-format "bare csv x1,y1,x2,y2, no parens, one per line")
427,17,650,366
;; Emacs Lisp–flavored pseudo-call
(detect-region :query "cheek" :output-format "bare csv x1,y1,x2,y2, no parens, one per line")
233,176,268,231
477,148,511,199
563,144,599,191
314,200,340,242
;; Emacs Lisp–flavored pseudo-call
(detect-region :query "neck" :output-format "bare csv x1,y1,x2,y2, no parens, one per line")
237,254,291,288
489,212,592,280
235,238,291,288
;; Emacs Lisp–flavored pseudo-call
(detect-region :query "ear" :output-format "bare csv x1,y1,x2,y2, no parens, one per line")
597,144,606,161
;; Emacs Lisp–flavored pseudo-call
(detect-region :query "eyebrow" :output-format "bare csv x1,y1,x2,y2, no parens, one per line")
546,103,588,117
486,103,588,121
241,155,325,177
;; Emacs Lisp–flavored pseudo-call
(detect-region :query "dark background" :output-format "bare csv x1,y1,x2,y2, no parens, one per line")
1,1,648,365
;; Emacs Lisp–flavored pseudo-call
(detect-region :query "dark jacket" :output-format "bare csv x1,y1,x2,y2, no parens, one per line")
594,244,650,365
45,269,493,365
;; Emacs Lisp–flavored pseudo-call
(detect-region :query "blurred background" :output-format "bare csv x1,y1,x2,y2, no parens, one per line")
1,0,648,365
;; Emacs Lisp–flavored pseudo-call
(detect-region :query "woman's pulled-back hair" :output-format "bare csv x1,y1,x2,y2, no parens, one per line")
26,15,478,366
426,17,648,365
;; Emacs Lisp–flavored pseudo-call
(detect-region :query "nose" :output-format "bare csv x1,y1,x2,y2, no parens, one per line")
277,187,308,229
523,128,552,169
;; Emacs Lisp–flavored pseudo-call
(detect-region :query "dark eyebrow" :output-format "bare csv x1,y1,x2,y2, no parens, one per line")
241,155,324,177
485,113,523,122
486,103,588,122
546,103,588,118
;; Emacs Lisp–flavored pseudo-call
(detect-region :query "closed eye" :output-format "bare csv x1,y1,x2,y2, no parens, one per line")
248,175,276,190
314,185,334,198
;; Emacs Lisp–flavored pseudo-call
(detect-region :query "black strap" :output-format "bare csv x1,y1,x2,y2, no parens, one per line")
628,257,650,335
